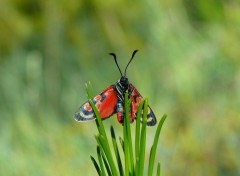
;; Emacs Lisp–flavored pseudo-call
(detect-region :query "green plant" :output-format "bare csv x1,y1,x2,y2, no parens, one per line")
86,82,167,176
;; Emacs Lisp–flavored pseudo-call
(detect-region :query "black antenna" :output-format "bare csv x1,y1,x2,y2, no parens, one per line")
124,49,138,76
109,52,123,76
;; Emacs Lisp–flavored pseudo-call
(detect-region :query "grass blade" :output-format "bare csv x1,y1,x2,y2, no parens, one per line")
135,100,144,159
135,100,144,176
138,98,148,176
148,114,167,176
85,81,93,99
97,146,106,176
89,98,118,176
123,118,129,175
111,126,124,176
123,92,134,175
89,99,107,139
97,135,118,176
90,156,101,176
156,162,160,176
102,153,113,176
89,99,117,175
119,137,124,151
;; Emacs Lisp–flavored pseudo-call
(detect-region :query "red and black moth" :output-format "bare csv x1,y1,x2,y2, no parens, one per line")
74,50,157,126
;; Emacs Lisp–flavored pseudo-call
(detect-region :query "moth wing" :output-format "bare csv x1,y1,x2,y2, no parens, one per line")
129,84,157,126
75,85,118,122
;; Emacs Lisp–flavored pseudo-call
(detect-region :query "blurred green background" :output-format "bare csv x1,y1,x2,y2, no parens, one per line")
1,0,240,175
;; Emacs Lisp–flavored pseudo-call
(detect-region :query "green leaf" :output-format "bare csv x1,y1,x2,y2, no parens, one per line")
138,98,148,176
134,100,144,176
89,97,118,176
102,152,113,176
111,126,124,176
148,114,167,176
85,81,93,99
97,135,118,176
90,156,101,176
89,99,107,139
156,162,160,176
97,146,106,176
123,92,134,175
119,137,124,151
135,100,144,159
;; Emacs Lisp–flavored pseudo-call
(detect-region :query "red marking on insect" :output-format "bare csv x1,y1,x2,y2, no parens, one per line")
74,50,157,126
85,104,92,111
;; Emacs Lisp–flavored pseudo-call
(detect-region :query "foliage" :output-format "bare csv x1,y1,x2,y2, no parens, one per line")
1,1,240,176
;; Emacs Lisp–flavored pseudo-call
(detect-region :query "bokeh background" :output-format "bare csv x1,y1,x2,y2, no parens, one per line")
1,0,240,175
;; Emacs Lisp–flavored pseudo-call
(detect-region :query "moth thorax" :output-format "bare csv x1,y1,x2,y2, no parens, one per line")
115,81,127,101
118,80,129,93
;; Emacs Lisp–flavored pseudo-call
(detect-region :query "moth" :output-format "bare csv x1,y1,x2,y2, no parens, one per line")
74,50,157,126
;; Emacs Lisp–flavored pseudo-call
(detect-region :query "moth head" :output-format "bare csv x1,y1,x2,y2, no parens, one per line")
120,76,129,85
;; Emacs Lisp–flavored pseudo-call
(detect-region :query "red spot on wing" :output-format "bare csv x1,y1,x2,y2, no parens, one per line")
84,103,92,111
129,84,143,121
94,85,117,120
